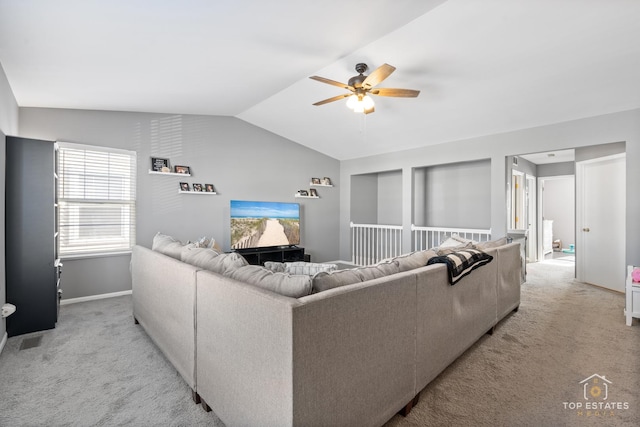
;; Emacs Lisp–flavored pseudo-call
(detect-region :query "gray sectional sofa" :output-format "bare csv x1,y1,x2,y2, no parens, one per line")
131,239,521,427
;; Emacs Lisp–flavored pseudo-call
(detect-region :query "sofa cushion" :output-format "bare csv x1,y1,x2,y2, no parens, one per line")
373,259,401,276
152,232,184,259
181,246,221,269
207,252,249,276
312,269,362,293
427,248,493,285
229,265,312,298
392,250,438,272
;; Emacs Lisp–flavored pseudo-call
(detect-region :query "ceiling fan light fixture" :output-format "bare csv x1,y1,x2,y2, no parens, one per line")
311,63,418,114
362,95,374,110
347,94,374,113
346,94,358,110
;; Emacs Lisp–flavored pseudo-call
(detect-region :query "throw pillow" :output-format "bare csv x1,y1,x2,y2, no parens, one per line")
450,233,476,245
473,237,508,250
264,261,286,273
229,265,313,298
189,236,223,251
436,242,473,256
152,232,184,259
284,262,337,275
427,248,493,285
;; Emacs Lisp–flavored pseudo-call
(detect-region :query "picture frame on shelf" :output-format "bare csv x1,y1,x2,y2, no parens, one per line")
151,157,170,172
205,184,215,192
174,165,191,174
311,177,321,185
193,183,203,192
180,182,190,191
298,190,308,196
310,188,318,197
321,177,332,186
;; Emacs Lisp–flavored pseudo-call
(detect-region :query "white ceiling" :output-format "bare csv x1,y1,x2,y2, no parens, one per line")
2,0,640,160
520,149,575,165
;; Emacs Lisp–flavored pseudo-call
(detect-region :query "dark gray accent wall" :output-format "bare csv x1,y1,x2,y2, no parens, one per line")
18,108,340,299
339,108,640,267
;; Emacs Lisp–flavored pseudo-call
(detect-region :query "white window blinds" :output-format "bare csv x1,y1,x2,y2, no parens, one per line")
57,142,137,257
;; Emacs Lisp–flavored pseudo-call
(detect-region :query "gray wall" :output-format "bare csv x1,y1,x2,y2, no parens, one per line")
538,161,574,177
377,170,403,225
542,177,575,248
19,108,340,299
350,173,378,224
350,170,403,226
0,63,17,346
414,160,491,229
339,108,640,267
0,63,18,136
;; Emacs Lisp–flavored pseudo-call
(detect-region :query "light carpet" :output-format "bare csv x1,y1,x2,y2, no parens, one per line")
0,295,222,426
385,260,640,426
1,261,638,426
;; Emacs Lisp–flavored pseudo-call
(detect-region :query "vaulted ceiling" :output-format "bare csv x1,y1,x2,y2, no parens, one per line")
1,0,639,160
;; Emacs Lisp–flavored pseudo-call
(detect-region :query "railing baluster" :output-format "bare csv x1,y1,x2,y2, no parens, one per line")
350,223,403,265
409,225,492,252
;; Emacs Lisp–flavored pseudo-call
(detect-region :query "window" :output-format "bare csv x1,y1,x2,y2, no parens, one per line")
57,142,136,257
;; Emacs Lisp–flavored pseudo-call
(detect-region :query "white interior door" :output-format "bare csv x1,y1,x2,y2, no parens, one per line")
576,154,626,292
525,175,537,262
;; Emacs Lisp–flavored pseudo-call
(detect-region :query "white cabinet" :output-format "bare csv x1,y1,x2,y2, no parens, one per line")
626,265,640,326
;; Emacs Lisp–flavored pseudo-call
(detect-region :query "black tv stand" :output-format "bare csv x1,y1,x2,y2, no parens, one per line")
236,246,308,266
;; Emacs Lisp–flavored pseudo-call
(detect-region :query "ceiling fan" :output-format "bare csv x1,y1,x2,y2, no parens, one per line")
310,63,420,114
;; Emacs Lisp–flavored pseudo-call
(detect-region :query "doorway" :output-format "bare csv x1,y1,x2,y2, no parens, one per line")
538,175,575,261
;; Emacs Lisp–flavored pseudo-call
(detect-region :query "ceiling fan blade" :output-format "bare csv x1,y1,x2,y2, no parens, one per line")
370,88,420,98
364,105,375,114
313,93,351,106
362,63,396,90
309,76,352,90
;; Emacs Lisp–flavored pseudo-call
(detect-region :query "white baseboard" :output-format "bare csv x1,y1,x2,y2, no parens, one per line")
60,290,132,306
0,332,7,355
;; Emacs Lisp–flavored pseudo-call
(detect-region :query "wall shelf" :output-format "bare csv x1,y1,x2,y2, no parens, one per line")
149,169,191,177
295,194,319,199
179,190,217,195
310,183,333,187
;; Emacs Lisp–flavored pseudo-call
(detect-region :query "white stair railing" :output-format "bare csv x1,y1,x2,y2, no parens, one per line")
411,225,491,251
350,222,403,266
